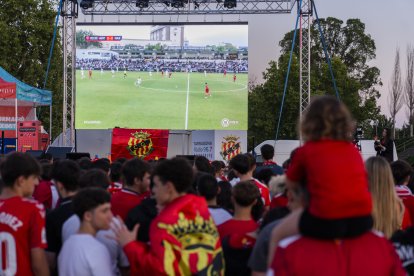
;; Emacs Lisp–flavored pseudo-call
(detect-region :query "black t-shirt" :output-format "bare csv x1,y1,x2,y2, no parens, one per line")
125,197,158,243
46,197,74,253
391,227,414,275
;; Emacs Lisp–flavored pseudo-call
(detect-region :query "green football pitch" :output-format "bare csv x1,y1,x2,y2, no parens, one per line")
75,70,248,130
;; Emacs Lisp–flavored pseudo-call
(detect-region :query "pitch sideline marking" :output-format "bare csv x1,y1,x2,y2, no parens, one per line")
185,73,190,130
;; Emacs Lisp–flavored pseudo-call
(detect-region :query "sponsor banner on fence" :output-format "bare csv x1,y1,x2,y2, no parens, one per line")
111,128,169,161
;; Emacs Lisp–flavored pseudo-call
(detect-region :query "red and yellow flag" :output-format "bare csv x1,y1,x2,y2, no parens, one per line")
111,128,169,161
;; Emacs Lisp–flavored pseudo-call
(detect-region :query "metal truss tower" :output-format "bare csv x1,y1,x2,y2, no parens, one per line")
80,0,293,16
62,0,78,146
299,0,312,122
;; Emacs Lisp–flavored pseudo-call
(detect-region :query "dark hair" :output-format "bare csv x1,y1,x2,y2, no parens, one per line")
51,160,81,192
254,168,275,185
211,160,225,175
79,169,111,189
40,152,53,161
383,128,392,143
109,162,122,182
0,152,41,187
153,158,193,193
229,154,250,175
301,96,354,142
217,181,233,211
194,156,213,175
73,188,111,220
93,158,110,173
245,153,256,171
122,158,151,187
77,157,93,171
260,144,275,161
41,163,52,181
114,157,128,164
232,181,260,207
197,173,218,201
391,160,413,185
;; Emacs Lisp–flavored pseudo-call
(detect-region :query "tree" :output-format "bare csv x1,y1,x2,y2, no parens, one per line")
0,0,63,139
405,45,414,136
76,30,103,49
249,17,382,145
388,48,403,139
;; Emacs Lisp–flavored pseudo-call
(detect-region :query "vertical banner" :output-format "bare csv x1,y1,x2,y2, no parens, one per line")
191,131,215,160
214,130,247,162
111,128,169,161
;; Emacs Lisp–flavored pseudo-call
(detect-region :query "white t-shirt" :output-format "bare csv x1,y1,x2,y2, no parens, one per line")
58,234,114,276
209,207,232,226
62,215,129,274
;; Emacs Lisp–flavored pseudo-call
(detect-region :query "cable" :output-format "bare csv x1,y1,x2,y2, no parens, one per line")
312,0,340,100
274,0,303,146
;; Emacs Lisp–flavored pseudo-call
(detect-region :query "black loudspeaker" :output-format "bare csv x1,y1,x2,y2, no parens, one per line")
66,152,91,161
176,155,196,162
25,150,44,159
46,147,73,159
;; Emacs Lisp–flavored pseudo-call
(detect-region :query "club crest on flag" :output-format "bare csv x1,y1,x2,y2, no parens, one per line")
220,135,241,161
127,131,154,159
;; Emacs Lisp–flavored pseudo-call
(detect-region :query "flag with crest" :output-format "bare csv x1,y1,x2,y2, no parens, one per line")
111,128,169,160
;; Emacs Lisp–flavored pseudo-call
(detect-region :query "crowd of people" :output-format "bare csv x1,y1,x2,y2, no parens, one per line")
1,96,414,275
75,57,248,74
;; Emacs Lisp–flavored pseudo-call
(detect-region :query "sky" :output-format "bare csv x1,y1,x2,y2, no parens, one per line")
77,0,414,127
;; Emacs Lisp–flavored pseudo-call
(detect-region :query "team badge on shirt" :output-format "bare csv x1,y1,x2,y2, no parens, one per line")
220,135,241,161
127,131,154,159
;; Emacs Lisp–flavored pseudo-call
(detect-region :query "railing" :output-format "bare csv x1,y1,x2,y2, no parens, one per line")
396,137,414,153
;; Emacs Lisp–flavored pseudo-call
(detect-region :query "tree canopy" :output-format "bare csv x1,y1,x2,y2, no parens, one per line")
0,0,63,138
249,17,383,144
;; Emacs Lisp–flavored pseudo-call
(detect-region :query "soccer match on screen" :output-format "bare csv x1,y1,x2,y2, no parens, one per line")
75,25,248,130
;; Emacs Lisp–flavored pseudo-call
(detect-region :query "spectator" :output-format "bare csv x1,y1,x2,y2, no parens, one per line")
197,173,232,226
111,158,151,220
218,181,260,276
33,161,56,209
366,157,408,238
58,188,114,276
392,160,414,224
217,180,234,213
269,96,373,263
0,152,49,275
255,144,283,176
46,160,81,274
375,128,395,162
112,158,224,275
229,154,271,208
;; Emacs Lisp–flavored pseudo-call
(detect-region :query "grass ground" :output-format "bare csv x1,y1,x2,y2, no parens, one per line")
75,70,248,130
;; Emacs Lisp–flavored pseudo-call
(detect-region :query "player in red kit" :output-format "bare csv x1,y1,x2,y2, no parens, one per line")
204,82,211,98
0,153,49,276
223,69,227,77
233,74,237,82
88,69,92,79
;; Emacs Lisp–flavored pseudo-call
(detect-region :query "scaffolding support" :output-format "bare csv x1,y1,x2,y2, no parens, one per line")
299,0,311,122
62,0,78,146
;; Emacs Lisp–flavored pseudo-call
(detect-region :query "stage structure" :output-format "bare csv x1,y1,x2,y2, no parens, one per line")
60,0,316,147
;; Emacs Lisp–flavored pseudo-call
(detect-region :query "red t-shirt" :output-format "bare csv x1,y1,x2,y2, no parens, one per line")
251,178,271,207
218,219,258,239
0,197,47,276
205,85,209,94
286,140,372,219
270,194,288,209
270,232,405,276
111,189,150,221
32,180,52,209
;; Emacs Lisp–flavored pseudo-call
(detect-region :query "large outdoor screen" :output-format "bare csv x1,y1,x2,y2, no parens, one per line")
75,24,248,130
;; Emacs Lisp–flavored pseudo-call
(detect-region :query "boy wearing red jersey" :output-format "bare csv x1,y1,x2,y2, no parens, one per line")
111,158,151,221
0,152,49,276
